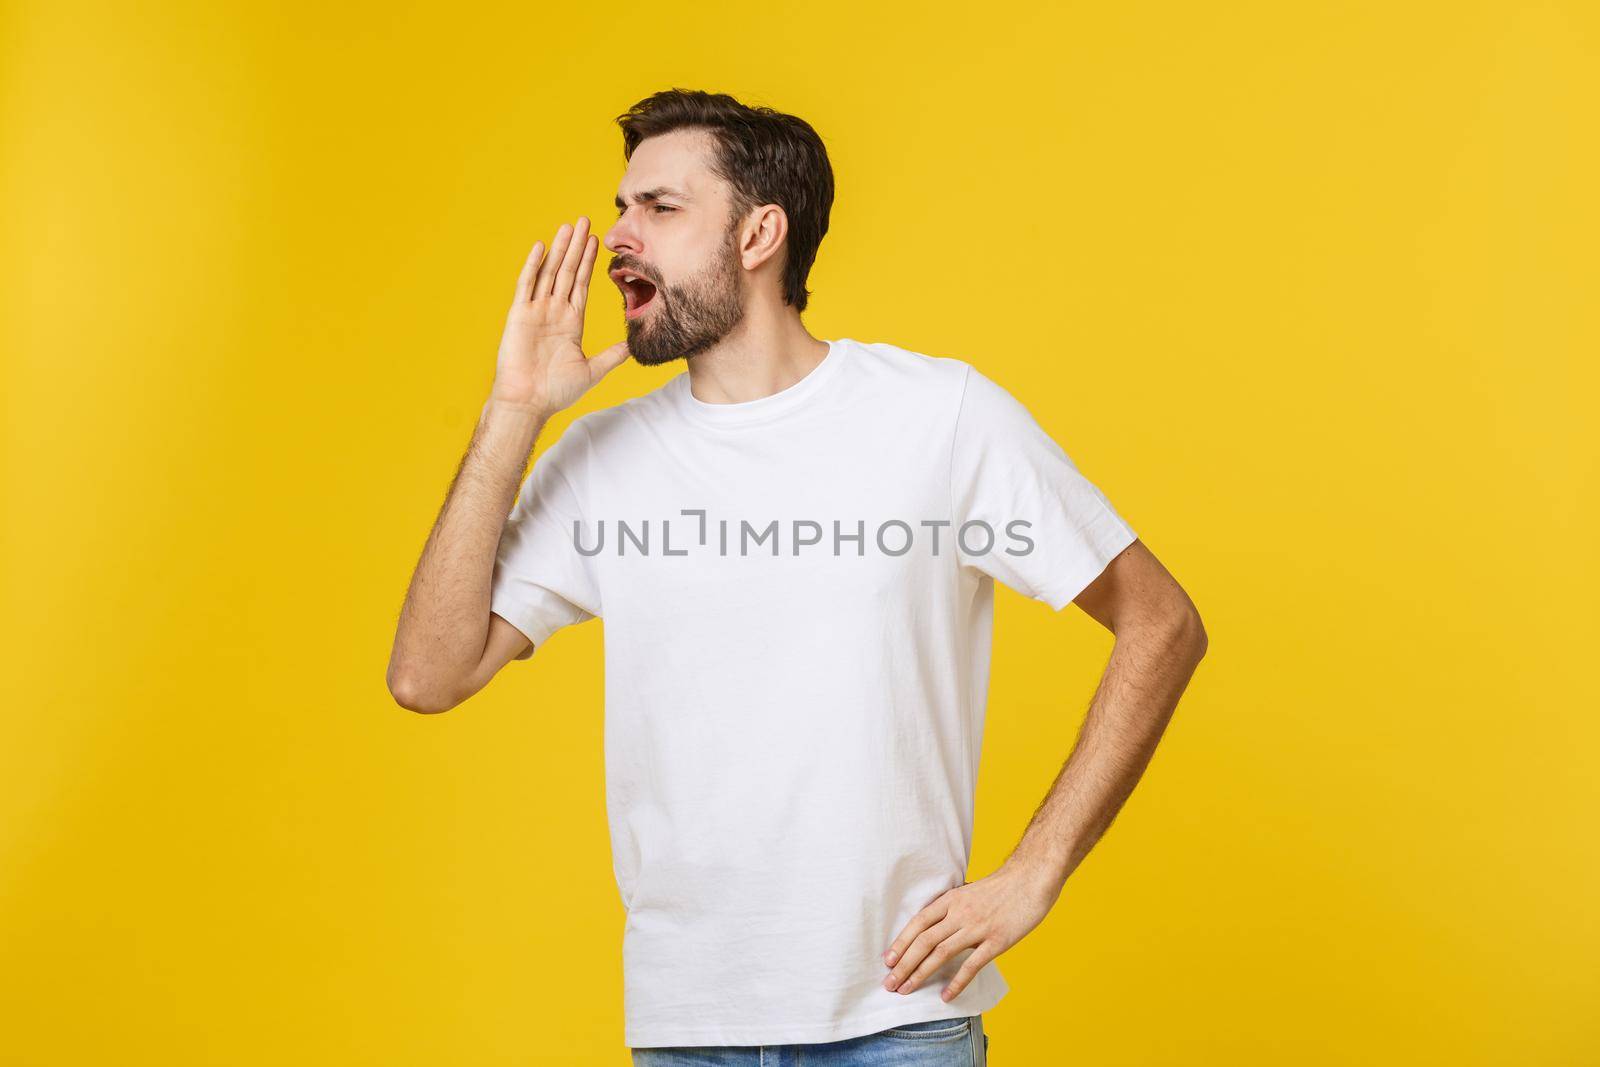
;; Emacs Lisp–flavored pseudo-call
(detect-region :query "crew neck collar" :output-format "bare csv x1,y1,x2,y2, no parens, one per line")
671,338,848,428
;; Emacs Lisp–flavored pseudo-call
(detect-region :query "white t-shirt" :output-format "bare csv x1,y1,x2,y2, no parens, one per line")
490,337,1138,1048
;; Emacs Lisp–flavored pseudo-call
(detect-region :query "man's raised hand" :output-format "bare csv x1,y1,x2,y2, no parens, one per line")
491,216,630,416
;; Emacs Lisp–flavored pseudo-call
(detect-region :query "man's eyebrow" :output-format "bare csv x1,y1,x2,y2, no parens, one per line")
613,186,692,209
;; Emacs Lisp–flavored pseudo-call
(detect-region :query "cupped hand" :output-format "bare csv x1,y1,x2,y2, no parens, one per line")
491,216,630,415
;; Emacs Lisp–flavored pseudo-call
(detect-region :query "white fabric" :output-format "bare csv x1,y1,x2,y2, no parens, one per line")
490,337,1138,1047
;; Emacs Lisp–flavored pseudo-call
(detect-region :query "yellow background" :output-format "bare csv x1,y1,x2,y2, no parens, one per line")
3,1,1595,1063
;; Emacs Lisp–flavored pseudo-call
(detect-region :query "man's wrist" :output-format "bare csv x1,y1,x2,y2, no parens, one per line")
1002,849,1072,901
482,394,553,429
473,396,550,475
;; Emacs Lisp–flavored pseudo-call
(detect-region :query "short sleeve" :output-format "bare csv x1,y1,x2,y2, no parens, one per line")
949,365,1138,610
490,420,602,659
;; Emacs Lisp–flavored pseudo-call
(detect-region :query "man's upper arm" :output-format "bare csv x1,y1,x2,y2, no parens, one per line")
488,610,535,663
449,612,537,706
488,421,601,658
949,364,1141,610
1072,538,1203,641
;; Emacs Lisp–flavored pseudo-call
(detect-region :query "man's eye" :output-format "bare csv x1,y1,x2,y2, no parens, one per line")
653,204,674,213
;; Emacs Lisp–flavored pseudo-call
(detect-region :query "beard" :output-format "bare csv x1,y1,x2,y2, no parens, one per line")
624,228,746,366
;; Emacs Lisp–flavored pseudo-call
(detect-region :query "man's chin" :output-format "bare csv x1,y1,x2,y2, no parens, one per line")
630,350,683,367
625,322,687,366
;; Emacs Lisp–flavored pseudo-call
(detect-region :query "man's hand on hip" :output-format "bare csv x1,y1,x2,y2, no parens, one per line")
881,861,1062,1002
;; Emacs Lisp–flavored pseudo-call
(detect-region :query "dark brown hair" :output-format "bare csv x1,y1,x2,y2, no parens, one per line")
615,88,834,313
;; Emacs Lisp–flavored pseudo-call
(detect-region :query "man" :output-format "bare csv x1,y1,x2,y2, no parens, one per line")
387,88,1207,1063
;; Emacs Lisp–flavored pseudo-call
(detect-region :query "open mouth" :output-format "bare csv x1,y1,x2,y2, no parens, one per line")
610,269,659,319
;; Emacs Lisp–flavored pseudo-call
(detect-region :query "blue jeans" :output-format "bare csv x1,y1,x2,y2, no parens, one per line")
631,1014,989,1065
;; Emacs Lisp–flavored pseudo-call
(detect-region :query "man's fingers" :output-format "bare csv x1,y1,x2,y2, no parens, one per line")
884,915,956,990
571,233,598,312
884,894,950,968
896,924,981,994
534,222,574,296
940,942,998,1002
514,240,544,303
586,339,631,384
553,216,590,301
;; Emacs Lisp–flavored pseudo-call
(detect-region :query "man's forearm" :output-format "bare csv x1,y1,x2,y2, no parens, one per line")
1003,612,1207,898
387,398,548,706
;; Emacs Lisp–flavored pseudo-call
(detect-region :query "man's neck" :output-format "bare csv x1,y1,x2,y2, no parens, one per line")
683,301,829,405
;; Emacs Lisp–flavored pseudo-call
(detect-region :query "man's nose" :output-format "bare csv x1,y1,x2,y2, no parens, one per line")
603,219,638,256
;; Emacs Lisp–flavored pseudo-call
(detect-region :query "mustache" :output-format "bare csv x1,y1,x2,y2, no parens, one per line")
608,257,659,285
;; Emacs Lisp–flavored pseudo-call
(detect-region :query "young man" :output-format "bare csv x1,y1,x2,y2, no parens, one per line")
388,89,1207,1062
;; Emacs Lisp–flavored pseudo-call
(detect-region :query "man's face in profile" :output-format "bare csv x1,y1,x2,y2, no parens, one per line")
604,129,747,366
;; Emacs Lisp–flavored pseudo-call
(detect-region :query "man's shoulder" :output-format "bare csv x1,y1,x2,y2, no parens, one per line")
850,340,1058,442
847,336,974,378
840,337,976,404
559,373,682,447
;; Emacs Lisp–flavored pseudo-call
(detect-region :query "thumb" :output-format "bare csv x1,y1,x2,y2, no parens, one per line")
586,339,631,383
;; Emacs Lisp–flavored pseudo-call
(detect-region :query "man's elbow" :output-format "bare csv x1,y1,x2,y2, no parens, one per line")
1170,600,1208,664
387,664,462,714
1125,594,1207,666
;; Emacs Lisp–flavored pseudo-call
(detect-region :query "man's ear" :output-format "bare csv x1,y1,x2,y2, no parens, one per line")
738,203,788,272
